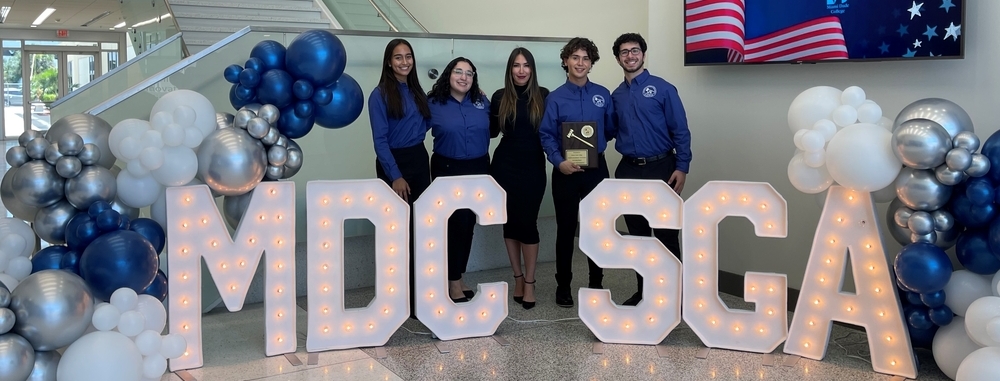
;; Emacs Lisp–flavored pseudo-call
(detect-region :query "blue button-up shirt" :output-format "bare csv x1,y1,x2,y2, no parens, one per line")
539,80,617,166
612,70,692,173
429,94,491,160
368,83,430,181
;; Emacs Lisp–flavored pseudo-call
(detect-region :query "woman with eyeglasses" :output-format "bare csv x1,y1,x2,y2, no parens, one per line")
489,48,549,310
427,57,491,303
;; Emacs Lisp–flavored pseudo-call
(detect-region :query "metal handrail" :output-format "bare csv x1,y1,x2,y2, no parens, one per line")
391,0,428,33
366,0,398,32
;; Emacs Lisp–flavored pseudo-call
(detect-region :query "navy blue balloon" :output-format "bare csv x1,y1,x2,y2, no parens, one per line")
234,84,256,101
224,64,243,84
906,291,924,306
143,270,168,301
96,209,122,232
30,245,70,273
981,129,1000,182
896,277,913,292
239,68,261,89
894,242,953,293
60,250,81,275
907,307,934,330
244,57,264,72
277,105,316,139
68,220,100,252
312,87,332,106
294,100,314,119
929,305,954,326
257,69,294,109
314,74,364,129
119,215,131,231
130,218,166,254
88,201,112,218
292,80,314,100
65,212,94,251
80,230,159,301
250,40,287,72
957,229,1000,274
285,29,346,87
907,322,938,349
230,84,257,110
921,290,946,308
950,193,997,229
966,177,995,206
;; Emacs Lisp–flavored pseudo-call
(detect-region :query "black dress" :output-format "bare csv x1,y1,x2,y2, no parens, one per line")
489,85,549,244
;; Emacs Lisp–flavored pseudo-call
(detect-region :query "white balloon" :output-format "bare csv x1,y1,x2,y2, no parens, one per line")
0,255,9,273
119,136,142,161
172,105,197,127
142,354,167,379
110,119,151,160
825,123,902,191
993,271,1000,296
811,119,837,141
857,102,883,124
110,288,139,312
56,331,143,381
182,128,205,149
150,90,217,139
877,116,894,131
870,183,897,203
92,304,122,331
965,296,1000,347
161,123,185,147
140,130,164,149
956,347,1000,381
138,147,165,171
117,310,146,337
151,146,199,186
0,273,18,290
793,129,809,150
149,111,172,130
6,256,31,280
788,153,834,194
988,317,1000,343
800,131,825,152
0,236,26,257
126,159,150,176
946,270,995,316
135,295,167,333
150,191,168,229
787,86,842,133
934,317,984,380
832,105,859,127
803,151,826,168
134,331,163,356
160,334,187,359
116,170,162,208
840,86,866,107
0,219,34,258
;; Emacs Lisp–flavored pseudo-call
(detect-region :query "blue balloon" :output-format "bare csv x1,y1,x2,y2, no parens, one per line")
68,219,100,252
294,100,314,119
950,193,997,229
896,277,913,292
96,209,122,233
119,215,131,231
981,130,1000,182
907,307,934,330
230,84,257,110
80,230,159,301
293,80,314,100
245,57,264,72
957,229,1000,274
143,270,168,301
224,64,243,84
907,322,938,349
894,242,953,294
257,69,294,109
285,29,347,87
235,84,256,101
88,201,112,218
130,218,165,254
250,40,287,72
929,305,954,326
30,245,70,273
277,105,316,139
314,74,364,129
60,250,82,275
239,68,261,89
65,212,94,251
966,177,995,206
906,291,923,306
312,87,332,106
921,290,946,308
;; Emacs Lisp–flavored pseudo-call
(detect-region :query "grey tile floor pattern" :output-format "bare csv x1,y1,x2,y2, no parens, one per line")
158,252,951,381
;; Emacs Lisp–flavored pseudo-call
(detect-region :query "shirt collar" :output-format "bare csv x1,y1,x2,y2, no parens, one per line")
626,69,650,87
564,79,591,93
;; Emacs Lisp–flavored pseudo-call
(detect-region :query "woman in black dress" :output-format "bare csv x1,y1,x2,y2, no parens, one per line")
490,47,548,309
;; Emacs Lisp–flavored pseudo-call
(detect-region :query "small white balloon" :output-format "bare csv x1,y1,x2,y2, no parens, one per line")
140,130,164,149
788,153,834,194
182,128,204,149
933,317,984,380
947,270,995,316
139,147,165,171
800,130,825,152
92,304,122,331
0,235,26,257
956,347,1000,381
119,136,142,160
5,256,31,280
161,123,185,147
134,330,163,356
110,288,139,312
793,129,809,150
965,296,1000,347
117,310,146,337
135,295,167,333
160,334,187,359
876,116,894,131
840,86,866,107
126,159,150,176
172,105,197,127
149,111,172,130
804,151,826,168
857,102,883,124
988,317,1000,343
811,119,837,141
142,354,168,379
787,86,843,133
832,105,859,127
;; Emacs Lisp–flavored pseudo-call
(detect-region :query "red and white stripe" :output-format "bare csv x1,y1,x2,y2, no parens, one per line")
685,0,746,54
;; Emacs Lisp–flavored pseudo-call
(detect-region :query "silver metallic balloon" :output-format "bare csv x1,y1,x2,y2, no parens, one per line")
25,137,50,160
954,131,981,151
911,231,937,244
246,117,270,139
10,270,95,351
0,169,39,221
76,144,101,167
26,350,60,381
5,146,29,168
284,147,303,178
234,110,255,129
0,333,34,381
216,112,235,130
891,119,951,169
267,145,288,167
54,156,82,179
110,197,140,220
887,219,912,246
968,153,991,177
43,143,62,165
56,133,84,156
274,136,288,148
935,164,966,185
240,103,262,114
893,202,914,228
196,128,267,197
44,113,115,168
18,130,43,147
11,161,65,208
258,104,280,125
907,211,935,235
0,285,9,308
32,200,77,244
222,191,254,229
64,166,117,210
0,308,13,334
932,209,955,231
934,223,961,249
265,164,284,180
261,127,280,146
945,148,972,172
895,167,952,211
894,98,975,138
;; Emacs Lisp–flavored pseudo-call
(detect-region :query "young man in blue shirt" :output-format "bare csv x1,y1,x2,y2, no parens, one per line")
539,37,617,308
610,33,692,306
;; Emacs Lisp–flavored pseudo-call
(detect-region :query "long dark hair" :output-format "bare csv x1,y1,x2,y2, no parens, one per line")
427,57,483,105
497,47,545,132
377,39,430,119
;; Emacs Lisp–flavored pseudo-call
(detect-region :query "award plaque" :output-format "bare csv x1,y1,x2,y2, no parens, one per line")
561,121,598,169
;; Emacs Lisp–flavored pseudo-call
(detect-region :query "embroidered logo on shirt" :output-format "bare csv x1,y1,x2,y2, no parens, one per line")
473,101,485,109
592,95,606,107
643,85,657,98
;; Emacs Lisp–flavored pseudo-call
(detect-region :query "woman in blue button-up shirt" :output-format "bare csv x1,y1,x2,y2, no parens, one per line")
426,57,491,303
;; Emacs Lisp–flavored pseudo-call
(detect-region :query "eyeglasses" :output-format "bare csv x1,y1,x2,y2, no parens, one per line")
619,47,642,57
453,68,476,78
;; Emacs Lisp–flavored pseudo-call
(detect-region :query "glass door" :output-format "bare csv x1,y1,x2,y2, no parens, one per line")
21,51,59,136
66,53,97,95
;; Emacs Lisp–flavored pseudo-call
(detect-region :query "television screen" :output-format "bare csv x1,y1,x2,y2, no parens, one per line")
684,0,965,65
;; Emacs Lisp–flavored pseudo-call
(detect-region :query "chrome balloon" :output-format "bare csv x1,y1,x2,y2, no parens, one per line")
25,137,49,160
216,112,235,130
907,211,935,235
911,231,937,244
234,110,254,129
0,333,34,381
76,144,101,167
246,117,270,139
239,103,262,115
26,350,60,381
45,114,115,168
274,136,288,148
64,166,117,210
967,154,991,177
222,191,254,229
11,161,65,208
5,146,29,168
935,164,965,185
0,284,9,307
196,128,267,197
265,165,284,180
17,130,42,147
267,145,288,167
54,156,83,179
110,197,140,220
56,133,84,156
893,98,974,138
0,308,13,334
895,167,952,211
934,223,961,249
932,209,955,231
945,148,972,172
43,144,62,165
261,127,280,146
284,145,303,178
9,270,96,351
953,131,981,151
0,170,39,221
258,104,280,125
32,201,77,244
891,119,951,169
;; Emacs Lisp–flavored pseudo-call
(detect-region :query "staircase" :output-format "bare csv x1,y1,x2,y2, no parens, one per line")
324,0,394,31
166,0,336,54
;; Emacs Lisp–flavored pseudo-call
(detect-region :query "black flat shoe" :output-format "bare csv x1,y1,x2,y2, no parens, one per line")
463,290,475,299
512,274,524,304
451,296,470,303
522,279,536,310
622,291,643,306
556,287,573,308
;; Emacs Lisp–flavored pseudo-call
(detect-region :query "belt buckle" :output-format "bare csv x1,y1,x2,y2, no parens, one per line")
636,157,647,166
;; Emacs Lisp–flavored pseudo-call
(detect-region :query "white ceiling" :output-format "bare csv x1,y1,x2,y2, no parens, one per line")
0,0,163,31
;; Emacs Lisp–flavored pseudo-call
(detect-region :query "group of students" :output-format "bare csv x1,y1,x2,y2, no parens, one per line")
368,33,692,312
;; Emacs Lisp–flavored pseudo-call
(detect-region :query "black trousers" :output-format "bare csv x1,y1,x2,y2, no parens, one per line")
614,152,682,293
430,153,490,281
552,154,609,289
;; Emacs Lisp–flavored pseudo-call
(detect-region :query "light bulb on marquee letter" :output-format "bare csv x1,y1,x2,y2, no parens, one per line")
682,181,788,353
306,180,409,351
413,175,507,340
785,187,915,379
166,183,296,371
578,179,683,344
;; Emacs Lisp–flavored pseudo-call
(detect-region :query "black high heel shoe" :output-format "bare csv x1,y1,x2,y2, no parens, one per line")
522,279,536,310
512,274,524,304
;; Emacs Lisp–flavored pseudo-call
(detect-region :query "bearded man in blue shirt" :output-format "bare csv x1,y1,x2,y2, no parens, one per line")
610,33,692,307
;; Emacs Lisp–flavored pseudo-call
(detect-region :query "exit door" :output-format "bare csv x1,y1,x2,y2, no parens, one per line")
7,51,98,138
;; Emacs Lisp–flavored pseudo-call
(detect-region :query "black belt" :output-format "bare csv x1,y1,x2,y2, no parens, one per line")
623,151,672,166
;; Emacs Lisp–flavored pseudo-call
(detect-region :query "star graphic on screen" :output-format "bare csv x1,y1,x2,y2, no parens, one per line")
878,25,887,35
860,39,870,48
908,1,924,19
897,24,909,36
903,49,917,58
923,25,939,41
928,52,937,56
944,22,962,41
913,39,922,48
879,42,890,54
893,9,902,18
940,0,956,13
